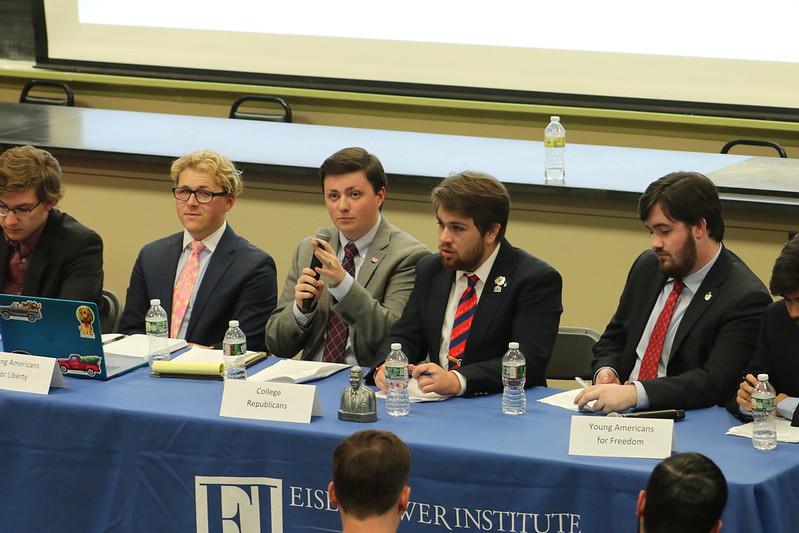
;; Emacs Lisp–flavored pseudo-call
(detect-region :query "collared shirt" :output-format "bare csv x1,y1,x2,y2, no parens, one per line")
2,216,48,295
172,221,227,339
437,242,502,396
294,215,382,365
632,243,723,408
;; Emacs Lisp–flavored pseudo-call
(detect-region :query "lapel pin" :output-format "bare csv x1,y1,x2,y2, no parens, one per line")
370,256,379,263
494,276,506,292
704,292,712,301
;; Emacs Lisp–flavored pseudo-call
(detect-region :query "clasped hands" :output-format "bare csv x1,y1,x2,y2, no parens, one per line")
375,363,461,396
574,368,639,414
294,239,348,313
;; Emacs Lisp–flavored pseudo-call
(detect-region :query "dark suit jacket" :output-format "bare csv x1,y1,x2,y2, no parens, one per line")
118,224,277,350
375,240,562,395
593,246,771,410
725,301,799,425
0,208,103,305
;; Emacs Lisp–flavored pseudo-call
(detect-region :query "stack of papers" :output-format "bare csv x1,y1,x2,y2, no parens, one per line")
151,346,263,378
248,359,350,384
538,388,596,412
102,334,187,359
726,418,799,443
375,378,450,403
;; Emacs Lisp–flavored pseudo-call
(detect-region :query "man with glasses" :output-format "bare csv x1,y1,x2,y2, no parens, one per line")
118,149,276,349
0,145,103,306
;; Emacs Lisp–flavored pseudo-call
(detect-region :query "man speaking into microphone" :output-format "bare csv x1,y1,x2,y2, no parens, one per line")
266,147,428,366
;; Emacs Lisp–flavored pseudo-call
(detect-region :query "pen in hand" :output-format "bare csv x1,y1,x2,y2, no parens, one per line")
575,377,590,389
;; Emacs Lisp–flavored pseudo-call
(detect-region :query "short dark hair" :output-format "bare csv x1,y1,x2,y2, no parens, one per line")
769,235,799,297
320,147,387,196
643,453,727,533
0,145,64,204
332,430,410,520
638,172,724,241
431,171,510,241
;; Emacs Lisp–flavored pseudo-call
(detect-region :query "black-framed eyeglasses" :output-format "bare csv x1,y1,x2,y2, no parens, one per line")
172,187,227,204
0,201,42,220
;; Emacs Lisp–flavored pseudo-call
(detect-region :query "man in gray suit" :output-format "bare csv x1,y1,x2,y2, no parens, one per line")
266,147,428,367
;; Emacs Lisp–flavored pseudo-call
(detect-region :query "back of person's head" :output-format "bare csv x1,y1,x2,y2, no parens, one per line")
769,235,799,297
638,171,724,241
431,171,510,240
0,145,64,204
320,147,387,196
170,149,243,196
331,430,410,520
640,453,727,533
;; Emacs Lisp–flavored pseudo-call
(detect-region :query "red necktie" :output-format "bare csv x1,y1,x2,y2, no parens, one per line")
638,278,685,380
448,274,479,370
322,243,358,363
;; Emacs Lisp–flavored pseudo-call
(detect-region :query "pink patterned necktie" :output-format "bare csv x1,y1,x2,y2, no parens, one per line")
171,240,205,338
322,242,358,363
448,274,479,370
638,278,685,380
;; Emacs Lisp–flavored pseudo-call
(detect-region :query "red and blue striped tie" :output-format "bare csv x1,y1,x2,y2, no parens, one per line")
448,274,479,370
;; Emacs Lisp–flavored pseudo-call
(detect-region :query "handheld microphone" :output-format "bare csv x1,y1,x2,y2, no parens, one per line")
302,228,332,312
608,409,685,420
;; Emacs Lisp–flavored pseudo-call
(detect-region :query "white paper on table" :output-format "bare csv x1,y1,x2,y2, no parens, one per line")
726,418,799,443
172,346,258,363
375,378,450,402
248,359,350,384
103,334,188,359
538,388,596,412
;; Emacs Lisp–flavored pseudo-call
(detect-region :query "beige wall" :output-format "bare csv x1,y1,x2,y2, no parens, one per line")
57,156,793,336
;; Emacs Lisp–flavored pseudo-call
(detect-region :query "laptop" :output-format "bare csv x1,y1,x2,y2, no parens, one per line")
0,293,147,380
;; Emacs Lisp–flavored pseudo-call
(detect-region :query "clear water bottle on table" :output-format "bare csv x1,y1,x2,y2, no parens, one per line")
751,373,777,450
544,116,566,184
502,342,526,415
385,343,410,416
145,298,169,367
223,320,248,380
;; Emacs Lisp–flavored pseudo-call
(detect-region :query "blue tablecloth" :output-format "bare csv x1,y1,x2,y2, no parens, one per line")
0,358,796,532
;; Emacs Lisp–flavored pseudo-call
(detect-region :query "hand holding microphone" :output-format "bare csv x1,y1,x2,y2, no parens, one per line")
298,228,332,313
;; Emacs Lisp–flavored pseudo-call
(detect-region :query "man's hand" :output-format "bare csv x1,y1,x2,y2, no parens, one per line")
736,373,757,411
294,267,325,313
575,383,638,414
311,239,347,288
411,363,461,396
595,367,621,385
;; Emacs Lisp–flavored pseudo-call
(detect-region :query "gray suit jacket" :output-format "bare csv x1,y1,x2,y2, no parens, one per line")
266,217,428,366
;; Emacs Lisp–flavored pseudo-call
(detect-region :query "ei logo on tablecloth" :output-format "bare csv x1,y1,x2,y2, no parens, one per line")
195,476,283,533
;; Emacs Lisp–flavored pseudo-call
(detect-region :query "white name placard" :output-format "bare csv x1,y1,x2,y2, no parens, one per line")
0,352,65,394
568,415,676,459
219,379,322,424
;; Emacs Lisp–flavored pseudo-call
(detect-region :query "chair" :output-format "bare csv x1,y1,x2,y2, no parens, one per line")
100,289,122,334
720,139,787,158
546,326,601,381
229,95,293,123
19,80,75,106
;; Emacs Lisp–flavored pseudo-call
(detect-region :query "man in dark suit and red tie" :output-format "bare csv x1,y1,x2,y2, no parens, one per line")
576,171,770,413
373,171,563,396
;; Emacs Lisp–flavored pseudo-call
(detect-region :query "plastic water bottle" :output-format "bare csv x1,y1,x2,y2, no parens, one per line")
385,343,410,416
544,116,566,184
222,320,248,380
751,373,777,450
502,342,526,415
145,299,169,367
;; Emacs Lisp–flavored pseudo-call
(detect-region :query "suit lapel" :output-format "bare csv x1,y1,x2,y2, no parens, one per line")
671,248,731,352
21,209,60,295
158,235,183,320
185,226,235,339
356,218,390,287
429,263,455,352
462,240,515,362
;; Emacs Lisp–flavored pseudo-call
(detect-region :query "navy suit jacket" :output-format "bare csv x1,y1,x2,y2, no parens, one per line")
725,301,799,425
119,225,277,350
594,246,770,410
0,208,103,306
375,239,562,395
